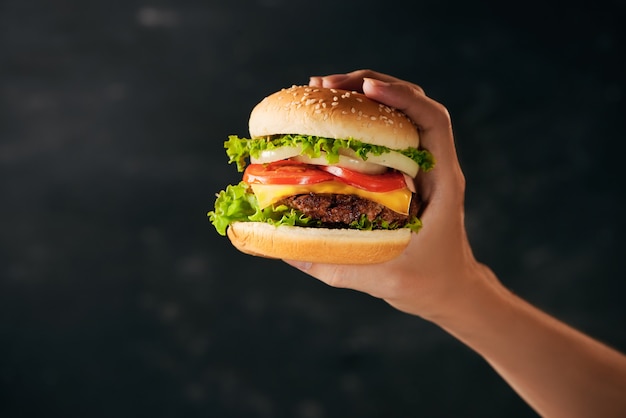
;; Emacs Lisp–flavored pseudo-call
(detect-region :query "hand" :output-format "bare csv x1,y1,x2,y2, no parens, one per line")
285,69,497,320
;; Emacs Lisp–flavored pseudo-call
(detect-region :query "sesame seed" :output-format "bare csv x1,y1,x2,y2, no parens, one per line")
333,96,338,101
351,107,356,113
331,102,339,106
356,98,363,102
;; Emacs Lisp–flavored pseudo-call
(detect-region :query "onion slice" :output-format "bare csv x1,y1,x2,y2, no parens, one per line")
250,146,302,164
293,153,387,175
339,148,419,178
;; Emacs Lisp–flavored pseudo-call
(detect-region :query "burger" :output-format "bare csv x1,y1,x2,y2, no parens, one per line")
207,85,434,264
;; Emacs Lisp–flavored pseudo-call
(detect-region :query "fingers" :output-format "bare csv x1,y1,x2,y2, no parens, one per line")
309,69,395,87
310,70,426,95
284,260,363,289
283,258,406,300
310,69,409,92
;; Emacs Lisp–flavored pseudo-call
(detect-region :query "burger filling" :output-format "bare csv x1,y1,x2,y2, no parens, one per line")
208,134,433,236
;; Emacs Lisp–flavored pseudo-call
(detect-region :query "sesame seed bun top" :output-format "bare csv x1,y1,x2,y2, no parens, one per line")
248,85,420,150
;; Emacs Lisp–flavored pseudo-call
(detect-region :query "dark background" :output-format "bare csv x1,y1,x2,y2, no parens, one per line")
1,1,625,417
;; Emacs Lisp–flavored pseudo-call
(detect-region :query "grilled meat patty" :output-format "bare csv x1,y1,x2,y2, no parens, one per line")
278,193,420,228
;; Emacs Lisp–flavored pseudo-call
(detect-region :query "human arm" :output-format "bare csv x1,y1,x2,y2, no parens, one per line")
285,69,626,417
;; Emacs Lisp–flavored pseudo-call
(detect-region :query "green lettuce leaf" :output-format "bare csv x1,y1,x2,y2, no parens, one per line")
207,182,257,236
349,213,422,233
207,182,320,236
224,134,435,172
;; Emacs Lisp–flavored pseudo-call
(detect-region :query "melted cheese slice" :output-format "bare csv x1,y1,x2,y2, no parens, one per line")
249,181,412,215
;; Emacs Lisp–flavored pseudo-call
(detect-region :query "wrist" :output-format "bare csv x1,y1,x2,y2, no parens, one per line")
423,262,512,331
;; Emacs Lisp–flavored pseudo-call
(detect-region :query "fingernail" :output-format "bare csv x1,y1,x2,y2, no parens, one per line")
363,77,390,87
309,76,323,87
321,74,349,87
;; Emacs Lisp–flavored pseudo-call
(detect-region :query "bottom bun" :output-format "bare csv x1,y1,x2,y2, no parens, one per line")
226,221,411,264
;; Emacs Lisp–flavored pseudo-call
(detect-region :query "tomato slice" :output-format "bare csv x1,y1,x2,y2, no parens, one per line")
243,161,335,185
319,165,407,192
243,161,408,192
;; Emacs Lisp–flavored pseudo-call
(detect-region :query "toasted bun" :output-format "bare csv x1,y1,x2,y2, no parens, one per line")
249,85,420,150
227,221,410,264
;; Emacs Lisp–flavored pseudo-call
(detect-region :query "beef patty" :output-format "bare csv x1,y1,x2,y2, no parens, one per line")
278,193,420,228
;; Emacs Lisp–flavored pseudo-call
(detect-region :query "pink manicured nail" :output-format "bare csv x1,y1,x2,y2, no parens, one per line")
309,76,323,87
363,77,390,87
321,74,349,87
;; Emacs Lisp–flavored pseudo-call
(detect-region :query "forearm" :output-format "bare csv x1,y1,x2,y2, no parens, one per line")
432,265,626,418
